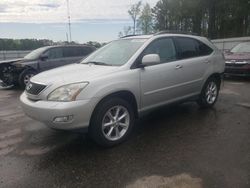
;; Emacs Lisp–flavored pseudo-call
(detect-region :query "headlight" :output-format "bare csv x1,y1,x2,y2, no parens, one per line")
47,82,88,102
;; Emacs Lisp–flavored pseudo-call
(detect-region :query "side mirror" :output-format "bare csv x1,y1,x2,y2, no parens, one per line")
141,54,160,67
40,54,48,61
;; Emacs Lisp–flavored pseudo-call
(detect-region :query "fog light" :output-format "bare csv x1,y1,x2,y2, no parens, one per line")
53,115,74,123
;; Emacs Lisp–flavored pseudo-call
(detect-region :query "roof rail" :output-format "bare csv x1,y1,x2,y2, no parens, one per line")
154,30,198,36
120,34,140,38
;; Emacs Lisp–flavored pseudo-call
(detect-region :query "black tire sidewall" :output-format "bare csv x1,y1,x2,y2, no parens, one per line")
90,98,135,147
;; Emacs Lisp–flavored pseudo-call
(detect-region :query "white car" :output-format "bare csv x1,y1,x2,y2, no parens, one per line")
20,32,225,147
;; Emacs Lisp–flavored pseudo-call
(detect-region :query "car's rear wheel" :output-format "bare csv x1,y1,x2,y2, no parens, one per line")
89,98,135,147
197,77,220,108
19,69,37,89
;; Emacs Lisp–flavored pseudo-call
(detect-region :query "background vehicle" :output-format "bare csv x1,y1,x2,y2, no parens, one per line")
224,42,250,76
20,32,225,147
0,45,95,88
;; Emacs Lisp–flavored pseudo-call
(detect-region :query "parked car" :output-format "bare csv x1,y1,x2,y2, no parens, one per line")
20,32,225,147
224,42,250,76
0,45,95,88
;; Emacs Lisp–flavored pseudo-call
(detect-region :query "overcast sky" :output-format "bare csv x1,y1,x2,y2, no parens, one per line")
0,0,158,42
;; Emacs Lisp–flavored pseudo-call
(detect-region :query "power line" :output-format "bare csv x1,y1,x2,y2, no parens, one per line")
66,0,72,42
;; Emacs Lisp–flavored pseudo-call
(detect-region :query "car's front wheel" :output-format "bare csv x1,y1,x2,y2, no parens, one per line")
197,77,220,108
89,98,135,147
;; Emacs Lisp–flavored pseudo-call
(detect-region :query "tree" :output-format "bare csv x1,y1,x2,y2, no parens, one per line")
137,3,153,34
86,41,102,48
128,1,142,35
118,26,133,37
152,0,250,39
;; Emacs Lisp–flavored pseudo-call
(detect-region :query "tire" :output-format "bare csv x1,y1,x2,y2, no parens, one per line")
89,98,135,147
197,77,220,108
18,69,37,89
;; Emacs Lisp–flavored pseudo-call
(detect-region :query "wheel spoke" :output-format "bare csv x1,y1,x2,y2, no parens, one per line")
115,107,120,120
118,112,127,121
107,127,114,137
115,127,120,137
107,111,115,121
103,121,113,127
119,122,128,128
207,94,211,102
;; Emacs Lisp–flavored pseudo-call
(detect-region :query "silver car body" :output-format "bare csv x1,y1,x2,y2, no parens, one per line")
20,34,225,130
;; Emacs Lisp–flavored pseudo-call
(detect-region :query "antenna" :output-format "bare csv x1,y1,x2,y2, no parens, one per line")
66,0,72,42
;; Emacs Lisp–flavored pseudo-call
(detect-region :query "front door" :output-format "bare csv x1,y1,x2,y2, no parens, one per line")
139,37,183,111
39,47,65,71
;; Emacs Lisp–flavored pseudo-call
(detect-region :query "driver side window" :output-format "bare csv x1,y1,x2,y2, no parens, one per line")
143,38,177,63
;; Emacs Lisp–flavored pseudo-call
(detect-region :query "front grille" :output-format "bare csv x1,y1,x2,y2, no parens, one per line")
26,82,47,95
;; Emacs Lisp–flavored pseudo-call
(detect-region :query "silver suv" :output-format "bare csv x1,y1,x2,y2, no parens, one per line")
20,33,225,147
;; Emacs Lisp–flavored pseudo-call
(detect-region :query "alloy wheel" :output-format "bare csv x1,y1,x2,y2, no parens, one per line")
23,74,34,86
102,105,130,141
205,81,218,104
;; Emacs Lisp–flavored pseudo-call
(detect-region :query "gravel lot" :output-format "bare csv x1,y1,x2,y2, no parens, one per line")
0,78,250,188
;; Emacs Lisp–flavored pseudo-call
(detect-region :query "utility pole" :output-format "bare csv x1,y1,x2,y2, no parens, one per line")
66,0,72,42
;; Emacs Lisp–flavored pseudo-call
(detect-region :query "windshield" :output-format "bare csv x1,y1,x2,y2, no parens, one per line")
24,47,48,60
81,39,147,66
231,43,250,53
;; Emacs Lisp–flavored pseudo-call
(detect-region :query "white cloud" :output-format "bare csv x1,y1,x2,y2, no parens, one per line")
0,0,158,23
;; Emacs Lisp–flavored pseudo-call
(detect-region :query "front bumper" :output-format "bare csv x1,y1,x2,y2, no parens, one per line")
20,92,98,130
225,64,250,76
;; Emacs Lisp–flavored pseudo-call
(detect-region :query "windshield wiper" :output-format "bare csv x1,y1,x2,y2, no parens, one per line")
85,61,112,66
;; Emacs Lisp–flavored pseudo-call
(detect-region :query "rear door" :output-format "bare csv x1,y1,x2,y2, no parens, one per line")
173,37,214,97
39,47,64,71
63,47,89,64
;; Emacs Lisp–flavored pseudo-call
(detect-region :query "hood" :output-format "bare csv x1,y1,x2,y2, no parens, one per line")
224,52,250,61
0,58,24,65
0,58,37,66
31,63,120,85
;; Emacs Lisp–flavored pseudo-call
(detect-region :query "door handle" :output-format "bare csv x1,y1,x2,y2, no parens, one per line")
175,65,183,69
204,60,210,64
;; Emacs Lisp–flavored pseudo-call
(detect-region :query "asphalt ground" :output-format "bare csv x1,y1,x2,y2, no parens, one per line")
0,78,250,188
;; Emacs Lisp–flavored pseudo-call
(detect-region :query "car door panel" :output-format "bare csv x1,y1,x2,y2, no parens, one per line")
140,60,187,110
139,37,186,110
39,47,64,71
173,37,213,97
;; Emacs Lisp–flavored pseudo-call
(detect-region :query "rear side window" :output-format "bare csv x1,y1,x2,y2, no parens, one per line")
197,41,213,56
80,47,94,56
175,37,199,59
143,38,177,63
175,37,213,59
63,47,94,57
63,47,80,57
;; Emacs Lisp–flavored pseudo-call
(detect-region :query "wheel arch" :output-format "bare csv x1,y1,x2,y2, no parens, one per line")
90,90,139,124
206,73,222,88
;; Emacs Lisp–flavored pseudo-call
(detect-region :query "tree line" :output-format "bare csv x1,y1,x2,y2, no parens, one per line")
0,38,104,51
0,39,54,51
120,0,250,39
